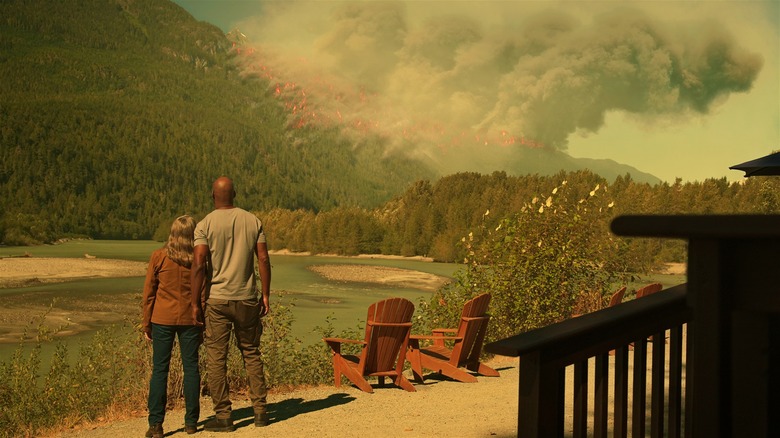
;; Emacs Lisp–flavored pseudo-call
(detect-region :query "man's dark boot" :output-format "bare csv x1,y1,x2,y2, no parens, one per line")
145,423,163,438
203,417,235,432
254,412,269,427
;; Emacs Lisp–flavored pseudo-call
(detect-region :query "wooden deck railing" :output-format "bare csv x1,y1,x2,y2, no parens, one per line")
486,283,691,438
486,214,780,437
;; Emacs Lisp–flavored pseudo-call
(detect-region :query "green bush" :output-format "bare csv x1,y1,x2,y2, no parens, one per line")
0,296,354,438
0,308,149,437
415,180,638,344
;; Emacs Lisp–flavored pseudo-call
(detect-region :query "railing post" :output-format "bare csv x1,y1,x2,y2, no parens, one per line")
517,350,565,438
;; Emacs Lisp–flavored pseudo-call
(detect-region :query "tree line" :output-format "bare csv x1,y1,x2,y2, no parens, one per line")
259,170,780,265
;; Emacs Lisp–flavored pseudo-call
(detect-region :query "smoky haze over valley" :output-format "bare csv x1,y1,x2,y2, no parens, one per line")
226,1,763,178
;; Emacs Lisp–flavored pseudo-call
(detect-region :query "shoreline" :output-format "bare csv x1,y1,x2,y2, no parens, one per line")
268,249,434,262
0,256,447,344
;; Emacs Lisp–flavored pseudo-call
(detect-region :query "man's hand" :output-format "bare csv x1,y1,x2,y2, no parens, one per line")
191,303,204,327
260,295,270,317
191,244,209,327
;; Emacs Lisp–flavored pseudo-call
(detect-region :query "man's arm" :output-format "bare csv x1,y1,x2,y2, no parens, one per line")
191,244,209,326
256,241,271,316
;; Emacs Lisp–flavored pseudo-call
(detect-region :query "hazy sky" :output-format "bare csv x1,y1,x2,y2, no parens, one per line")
174,0,779,183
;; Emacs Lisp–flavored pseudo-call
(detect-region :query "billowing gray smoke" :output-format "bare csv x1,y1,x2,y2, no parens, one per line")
233,1,763,172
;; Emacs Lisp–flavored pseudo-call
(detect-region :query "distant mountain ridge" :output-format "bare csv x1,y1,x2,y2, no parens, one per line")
417,145,660,184
0,0,659,243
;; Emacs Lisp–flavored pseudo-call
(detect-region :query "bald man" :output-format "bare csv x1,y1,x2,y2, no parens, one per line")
191,176,272,432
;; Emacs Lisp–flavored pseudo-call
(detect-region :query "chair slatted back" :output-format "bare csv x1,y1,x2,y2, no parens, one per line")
361,297,414,374
609,286,627,307
636,282,663,298
451,293,491,366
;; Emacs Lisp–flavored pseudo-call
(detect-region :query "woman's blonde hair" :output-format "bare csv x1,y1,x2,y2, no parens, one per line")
166,215,196,267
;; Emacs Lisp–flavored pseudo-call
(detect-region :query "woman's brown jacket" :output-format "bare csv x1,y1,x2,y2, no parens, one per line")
142,247,197,334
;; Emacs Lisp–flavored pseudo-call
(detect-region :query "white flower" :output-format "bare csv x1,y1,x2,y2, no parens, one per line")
552,187,558,194
538,205,544,213
545,196,552,207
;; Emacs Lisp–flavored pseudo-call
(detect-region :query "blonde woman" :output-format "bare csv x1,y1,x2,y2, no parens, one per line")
142,215,201,437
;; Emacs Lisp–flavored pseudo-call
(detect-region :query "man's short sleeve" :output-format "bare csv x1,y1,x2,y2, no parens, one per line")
256,217,267,244
194,219,208,247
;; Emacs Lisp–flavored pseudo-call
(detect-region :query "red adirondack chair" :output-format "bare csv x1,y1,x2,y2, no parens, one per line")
323,297,416,393
407,293,499,383
609,286,627,307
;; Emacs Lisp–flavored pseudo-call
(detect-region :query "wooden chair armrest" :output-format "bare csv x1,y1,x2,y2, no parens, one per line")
324,337,366,355
431,328,458,334
368,322,413,328
410,334,462,341
461,316,489,322
323,337,366,345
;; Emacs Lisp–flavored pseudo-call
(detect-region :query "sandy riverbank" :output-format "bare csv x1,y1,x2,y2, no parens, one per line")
0,257,148,288
0,257,448,343
308,264,450,291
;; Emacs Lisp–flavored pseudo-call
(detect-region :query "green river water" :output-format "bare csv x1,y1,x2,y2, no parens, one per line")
0,241,460,362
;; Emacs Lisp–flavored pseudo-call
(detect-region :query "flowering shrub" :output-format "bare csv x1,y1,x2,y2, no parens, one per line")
415,181,636,342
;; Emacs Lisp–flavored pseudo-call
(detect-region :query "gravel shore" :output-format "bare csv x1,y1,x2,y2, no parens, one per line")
58,357,520,438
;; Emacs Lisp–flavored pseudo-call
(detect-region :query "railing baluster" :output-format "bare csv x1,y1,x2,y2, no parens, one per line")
668,324,684,438
557,367,566,438
573,359,589,438
614,346,629,438
650,330,666,437
594,353,609,438
633,338,648,438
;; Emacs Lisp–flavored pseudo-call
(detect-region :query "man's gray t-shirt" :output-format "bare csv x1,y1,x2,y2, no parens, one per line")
194,207,266,301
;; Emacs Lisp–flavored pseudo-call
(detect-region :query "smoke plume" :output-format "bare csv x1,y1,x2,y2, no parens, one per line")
231,1,763,174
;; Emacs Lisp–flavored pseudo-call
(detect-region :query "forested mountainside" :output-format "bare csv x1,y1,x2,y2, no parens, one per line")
2,0,767,251
0,0,433,242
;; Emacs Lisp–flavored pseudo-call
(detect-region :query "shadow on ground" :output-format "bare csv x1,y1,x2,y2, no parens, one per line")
230,393,356,428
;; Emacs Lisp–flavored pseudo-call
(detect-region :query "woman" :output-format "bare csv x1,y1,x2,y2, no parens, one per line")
142,215,201,437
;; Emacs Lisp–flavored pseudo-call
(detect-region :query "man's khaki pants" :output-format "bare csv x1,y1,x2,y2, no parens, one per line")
205,298,267,419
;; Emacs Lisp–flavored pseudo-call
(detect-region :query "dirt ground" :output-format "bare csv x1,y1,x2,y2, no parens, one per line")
57,356,520,438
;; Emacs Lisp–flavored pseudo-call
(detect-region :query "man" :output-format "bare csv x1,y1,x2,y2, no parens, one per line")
191,176,272,432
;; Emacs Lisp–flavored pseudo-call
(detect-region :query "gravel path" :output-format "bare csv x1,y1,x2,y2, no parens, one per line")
59,357,519,438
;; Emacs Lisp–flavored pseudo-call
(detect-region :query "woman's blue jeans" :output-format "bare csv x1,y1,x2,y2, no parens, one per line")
148,324,201,427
